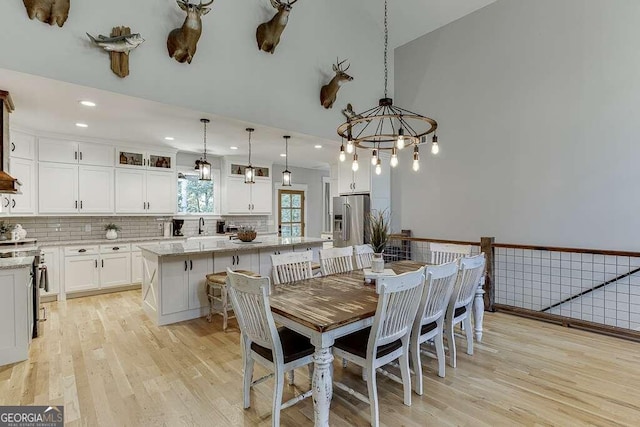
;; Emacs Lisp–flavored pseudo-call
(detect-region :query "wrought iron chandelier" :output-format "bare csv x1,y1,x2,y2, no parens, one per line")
336,0,440,174
282,135,292,186
245,128,255,184
198,118,211,181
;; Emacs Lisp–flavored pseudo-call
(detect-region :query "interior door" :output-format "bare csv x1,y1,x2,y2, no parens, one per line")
38,162,79,214
146,171,175,214
79,166,114,213
115,169,146,213
278,189,305,237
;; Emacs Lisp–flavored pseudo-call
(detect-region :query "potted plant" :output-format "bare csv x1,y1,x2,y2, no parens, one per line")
368,209,390,273
0,221,9,240
104,223,120,240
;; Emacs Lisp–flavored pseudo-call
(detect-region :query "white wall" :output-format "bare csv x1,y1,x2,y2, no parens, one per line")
0,0,386,141
392,0,640,251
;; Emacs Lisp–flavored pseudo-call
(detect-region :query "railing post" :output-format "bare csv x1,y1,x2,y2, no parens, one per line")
480,237,495,312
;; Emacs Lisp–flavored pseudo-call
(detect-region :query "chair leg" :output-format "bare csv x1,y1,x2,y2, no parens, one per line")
243,354,254,409
399,350,412,406
287,370,295,386
272,367,284,427
435,331,446,378
410,337,423,395
446,319,457,368
366,364,379,427
463,315,474,355
221,286,229,331
206,283,213,323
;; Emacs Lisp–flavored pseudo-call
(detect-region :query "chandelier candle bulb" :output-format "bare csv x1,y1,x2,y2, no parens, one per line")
339,143,346,162
397,128,405,149
375,158,382,175
413,146,420,171
346,139,354,154
352,153,359,172
371,149,378,165
390,147,398,168
431,134,440,155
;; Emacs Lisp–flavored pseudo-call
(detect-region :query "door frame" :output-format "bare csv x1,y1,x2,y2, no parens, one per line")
274,183,308,237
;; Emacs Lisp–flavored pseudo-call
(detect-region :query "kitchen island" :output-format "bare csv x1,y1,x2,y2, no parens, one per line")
139,237,324,326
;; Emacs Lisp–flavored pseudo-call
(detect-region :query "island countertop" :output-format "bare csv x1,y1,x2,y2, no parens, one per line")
138,236,325,257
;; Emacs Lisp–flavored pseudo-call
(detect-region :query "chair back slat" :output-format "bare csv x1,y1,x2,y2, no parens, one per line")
226,269,280,353
369,268,425,349
320,246,354,275
418,261,458,326
353,244,375,269
429,243,472,265
452,254,486,309
271,251,313,285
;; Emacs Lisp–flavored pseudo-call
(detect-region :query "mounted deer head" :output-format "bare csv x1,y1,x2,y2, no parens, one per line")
23,0,70,27
256,0,299,54
167,0,214,64
320,59,353,109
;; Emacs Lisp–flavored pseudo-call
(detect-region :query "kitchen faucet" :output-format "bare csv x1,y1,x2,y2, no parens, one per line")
198,217,205,235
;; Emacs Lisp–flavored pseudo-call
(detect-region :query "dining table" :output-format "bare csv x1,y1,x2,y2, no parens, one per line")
269,260,486,426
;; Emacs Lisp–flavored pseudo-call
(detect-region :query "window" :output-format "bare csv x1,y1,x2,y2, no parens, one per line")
279,189,305,237
177,172,217,214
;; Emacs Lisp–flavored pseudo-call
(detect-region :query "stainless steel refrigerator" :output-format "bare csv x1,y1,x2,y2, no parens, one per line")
332,195,370,247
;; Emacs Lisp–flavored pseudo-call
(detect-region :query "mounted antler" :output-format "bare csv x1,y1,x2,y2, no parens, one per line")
167,0,215,64
321,58,354,109
256,0,300,54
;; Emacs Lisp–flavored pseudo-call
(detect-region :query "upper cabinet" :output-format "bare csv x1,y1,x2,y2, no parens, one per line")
38,138,114,167
117,148,175,172
10,131,36,160
221,157,273,215
338,155,372,194
115,169,176,214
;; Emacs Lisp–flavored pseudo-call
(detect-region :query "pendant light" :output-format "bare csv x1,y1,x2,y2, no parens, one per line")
199,118,211,181
245,128,255,184
339,138,346,162
412,144,420,171
352,149,359,172
282,135,292,186
431,133,440,155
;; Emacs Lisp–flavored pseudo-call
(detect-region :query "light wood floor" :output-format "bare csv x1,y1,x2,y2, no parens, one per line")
2,290,640,426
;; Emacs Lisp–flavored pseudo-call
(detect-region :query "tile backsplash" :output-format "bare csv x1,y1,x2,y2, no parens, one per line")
3,216,271,243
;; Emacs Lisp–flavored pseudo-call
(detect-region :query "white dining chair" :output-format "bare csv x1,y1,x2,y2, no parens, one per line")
354,244,375,269
410,261,458,394
429,242,472,265
226,269,314,427
445,254,485,368
271,251,313,285
333,267,425,427
319,246,354,275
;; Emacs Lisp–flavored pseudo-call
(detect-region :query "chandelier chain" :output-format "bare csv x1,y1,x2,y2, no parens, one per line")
384,0,388,98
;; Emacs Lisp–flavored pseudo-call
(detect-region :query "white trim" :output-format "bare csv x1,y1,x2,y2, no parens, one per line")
274,183,308,237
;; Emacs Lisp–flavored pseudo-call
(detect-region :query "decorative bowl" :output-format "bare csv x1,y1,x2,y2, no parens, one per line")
237,230,257,242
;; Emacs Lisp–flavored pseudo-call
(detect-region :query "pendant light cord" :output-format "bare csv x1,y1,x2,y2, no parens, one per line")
203,120,207,160
248,130,252,165
285,138,289,170
384,0,388,98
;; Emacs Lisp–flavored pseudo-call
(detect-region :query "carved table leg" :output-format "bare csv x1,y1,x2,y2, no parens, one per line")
473,279,485,343
312,346,334,427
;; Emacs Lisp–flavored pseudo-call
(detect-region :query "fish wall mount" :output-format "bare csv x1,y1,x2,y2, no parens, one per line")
87,27,145,78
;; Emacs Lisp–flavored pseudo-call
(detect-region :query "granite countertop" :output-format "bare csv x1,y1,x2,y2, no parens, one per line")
139,237,325,257
0,256,35,270
38,236,187,248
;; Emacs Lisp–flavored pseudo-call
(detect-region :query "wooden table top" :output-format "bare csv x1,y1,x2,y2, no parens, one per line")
269,260,425,333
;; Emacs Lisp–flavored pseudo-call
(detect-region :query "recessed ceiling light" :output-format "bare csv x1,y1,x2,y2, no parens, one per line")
75,123,88,128
164,136,175,141
79,100,96,107
280,153,287,157
230,146,238,150
314,145,322,149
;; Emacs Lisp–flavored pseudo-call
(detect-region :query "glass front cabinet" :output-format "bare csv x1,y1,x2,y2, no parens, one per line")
117,148,175,171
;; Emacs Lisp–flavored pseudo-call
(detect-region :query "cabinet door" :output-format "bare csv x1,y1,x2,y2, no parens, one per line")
10,131,36,160
115,169,146,213
131,251,143,284
338,160,354,194
38,163,79,214
146,172,176,214
148,152,175,172
79,166,114,214
64,255,99,293
224,177,252,214
100,253,132,288
352,157,372,193
188,254,213,310
251,180,273,214
9,158,36,214
38,138,78,164
116,148,145,168
79,142,114,167
161,257,189,315
41,248,60,297
235,250,259,272
212,251,235,272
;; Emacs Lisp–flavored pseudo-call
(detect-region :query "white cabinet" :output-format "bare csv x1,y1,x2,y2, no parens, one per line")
115,169,176,214
38,163,78,214
100,253,131,288
132,251,143,284
39,163,114,214
10,131,36,160
4,158,36,214
338,156,372,194
41,247,60,298
64,254,99,293
160,254,212,315
223,177,272,215
39,138,114,167
116,148,175,171
213,249,259,273
0,267,31,366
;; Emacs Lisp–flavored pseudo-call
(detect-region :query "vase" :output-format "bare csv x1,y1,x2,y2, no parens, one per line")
106,229,118,240
372,253,385,273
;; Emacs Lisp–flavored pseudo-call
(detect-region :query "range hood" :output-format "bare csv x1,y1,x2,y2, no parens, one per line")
0,90,21,194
